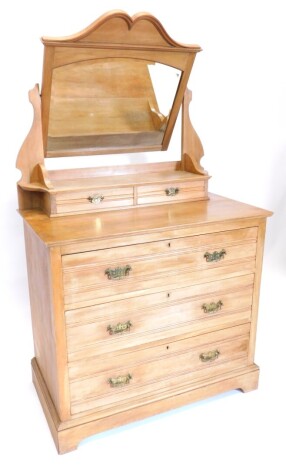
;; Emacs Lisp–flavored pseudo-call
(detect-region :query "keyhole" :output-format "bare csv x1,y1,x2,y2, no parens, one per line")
166,345,169,350
168,242,171,248
167,292,171,298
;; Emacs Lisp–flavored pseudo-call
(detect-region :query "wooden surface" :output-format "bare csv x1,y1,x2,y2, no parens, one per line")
16,85,45,186
62,225,257,309
41,11,201,50
40,11,201,157
29,170,208,216
24,192,270,451
51,170,207,190
16,10,206,218
64,260,257,311
65,273,254,362
248,220,266,363
182,88,206,175
17,11,272,454
20,194,272,246
32,356,260,454
24,224,70,420
47,161,181,180
69,324,250,414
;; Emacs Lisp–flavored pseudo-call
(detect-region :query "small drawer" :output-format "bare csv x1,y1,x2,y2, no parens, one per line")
69,323,250,415
66,274,254,365
55,186,134,214
137,180,207,205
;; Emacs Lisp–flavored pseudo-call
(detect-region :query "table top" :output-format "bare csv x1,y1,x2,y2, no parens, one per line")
20,193,272,246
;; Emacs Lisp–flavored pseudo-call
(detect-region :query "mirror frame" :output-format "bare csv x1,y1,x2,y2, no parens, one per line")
41,10,201,157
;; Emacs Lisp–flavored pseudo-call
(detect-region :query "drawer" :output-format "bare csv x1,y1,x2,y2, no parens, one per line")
63,227,258,268
55,186,134,214
66,274,254,364
62,228,257,307
69,324,250,415
137,180,207,205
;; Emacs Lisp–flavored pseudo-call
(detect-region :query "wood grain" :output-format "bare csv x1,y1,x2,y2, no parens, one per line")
62,243,257,304
63,260,257,310
24,224,70,420
59,216,266,256
70,329,250,414
32,353,260,453
62,226,257,267
248,220,267,363
18,11,272,454
181,88,206,175
16,85,45,187
66,273,254,325
40,11,201,158
41,11,202,50
66,284,253,364
20,194,272,247
47,161,181,181
137,180,207,204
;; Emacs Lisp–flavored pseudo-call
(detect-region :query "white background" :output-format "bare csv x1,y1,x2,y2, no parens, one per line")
1,0,286,468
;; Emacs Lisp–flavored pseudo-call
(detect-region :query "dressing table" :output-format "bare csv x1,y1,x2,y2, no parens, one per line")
16,11,271,453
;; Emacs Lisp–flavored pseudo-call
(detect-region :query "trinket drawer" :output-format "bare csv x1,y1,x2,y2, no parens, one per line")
21,194,271,453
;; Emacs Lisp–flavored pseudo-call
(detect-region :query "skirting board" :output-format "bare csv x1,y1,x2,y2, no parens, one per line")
31,357,259,454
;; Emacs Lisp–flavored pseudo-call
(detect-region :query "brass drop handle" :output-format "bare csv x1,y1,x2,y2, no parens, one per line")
165,187,179,196
199,349,220,363
105,265,132,280
88,194,104,204
108,374,132,388
204,249,226,262
201,300,223,313
107,321,132,335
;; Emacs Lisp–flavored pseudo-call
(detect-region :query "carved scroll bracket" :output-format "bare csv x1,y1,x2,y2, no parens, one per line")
16,84,52,190
181,88,207,175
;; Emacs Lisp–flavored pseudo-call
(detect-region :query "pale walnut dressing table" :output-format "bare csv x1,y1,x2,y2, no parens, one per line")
16,11,271,453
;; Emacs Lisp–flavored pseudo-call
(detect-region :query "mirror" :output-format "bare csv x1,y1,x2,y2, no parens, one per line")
47,59,181,155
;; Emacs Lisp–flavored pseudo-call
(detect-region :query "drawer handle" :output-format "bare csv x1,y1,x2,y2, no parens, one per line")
105,265,132,280
201,300,223,314
107,321,132,335
88,194,104,204
108,374,132,388
199,349,220,363
204,249,226,262
165,187,179,196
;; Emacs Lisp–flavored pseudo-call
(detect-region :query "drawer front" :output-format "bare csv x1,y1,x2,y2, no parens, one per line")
69,324,250,415
137,180,207,205
63,227,257,268
66,274,254,364
55,186,134,214
62,227,257,307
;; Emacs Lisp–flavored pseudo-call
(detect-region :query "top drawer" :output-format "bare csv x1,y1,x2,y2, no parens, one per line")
62,227,258,308
63,227,257,268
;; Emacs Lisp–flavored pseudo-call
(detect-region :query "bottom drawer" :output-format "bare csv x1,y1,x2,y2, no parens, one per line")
70,323,250,415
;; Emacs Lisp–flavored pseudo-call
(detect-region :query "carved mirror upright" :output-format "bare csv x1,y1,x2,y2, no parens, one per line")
16,10,208,216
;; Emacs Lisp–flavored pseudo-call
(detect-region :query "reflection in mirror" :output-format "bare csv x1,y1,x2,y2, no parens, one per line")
47,59,181,155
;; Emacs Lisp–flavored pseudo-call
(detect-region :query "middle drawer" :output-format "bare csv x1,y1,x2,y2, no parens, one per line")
66,274,254,365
